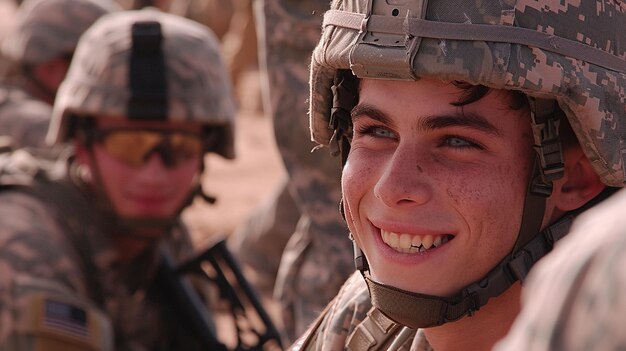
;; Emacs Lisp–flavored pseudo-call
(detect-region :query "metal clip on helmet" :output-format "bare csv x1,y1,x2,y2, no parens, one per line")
309,0,625,329
47,8,237,159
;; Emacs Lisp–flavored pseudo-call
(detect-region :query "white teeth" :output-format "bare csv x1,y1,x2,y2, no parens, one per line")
422,235,434,249
433,236,442,247
381,230,451,253
388,232,399,248
411,235,422,247
399,234,412,249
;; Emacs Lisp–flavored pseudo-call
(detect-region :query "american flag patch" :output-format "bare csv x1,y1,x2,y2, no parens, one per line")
43,299,89,338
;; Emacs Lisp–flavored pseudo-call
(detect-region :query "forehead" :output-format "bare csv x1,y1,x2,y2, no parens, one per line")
357,78,529,122
94,116,202,133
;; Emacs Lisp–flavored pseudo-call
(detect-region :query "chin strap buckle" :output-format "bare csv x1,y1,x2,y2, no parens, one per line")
529,98,564,195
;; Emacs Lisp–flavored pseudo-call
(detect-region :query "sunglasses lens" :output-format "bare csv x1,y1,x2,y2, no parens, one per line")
99,130,203,168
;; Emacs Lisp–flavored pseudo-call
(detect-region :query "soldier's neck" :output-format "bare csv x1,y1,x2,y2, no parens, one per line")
112,228,164,264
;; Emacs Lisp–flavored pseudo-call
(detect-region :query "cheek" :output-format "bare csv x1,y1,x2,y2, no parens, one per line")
341,151,378,208
448,160,530,252
92,151,129,198
169,160,201,189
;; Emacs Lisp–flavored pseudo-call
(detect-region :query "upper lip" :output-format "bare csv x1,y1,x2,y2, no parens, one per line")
369,218,456,237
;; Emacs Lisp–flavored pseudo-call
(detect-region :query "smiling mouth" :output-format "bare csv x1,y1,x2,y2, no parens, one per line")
381,230,454,253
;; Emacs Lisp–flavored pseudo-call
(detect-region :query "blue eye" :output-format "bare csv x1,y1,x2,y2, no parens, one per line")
444,136,477,148
372,127,395,138
354,125,397,139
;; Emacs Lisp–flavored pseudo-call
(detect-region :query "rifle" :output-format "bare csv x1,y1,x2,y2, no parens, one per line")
156,239,283,351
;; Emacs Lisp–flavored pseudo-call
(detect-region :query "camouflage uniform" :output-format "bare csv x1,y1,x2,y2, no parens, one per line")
294,0,625,349
0,165,203,350
0,8,236,350
0,0,120,148
494,187,626,351
229,0,354,342
0,86,50,148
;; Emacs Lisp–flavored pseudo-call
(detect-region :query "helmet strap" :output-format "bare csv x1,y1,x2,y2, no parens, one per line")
363,186,617,329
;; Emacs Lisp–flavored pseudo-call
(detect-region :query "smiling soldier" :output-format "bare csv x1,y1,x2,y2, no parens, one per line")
293,0,625,350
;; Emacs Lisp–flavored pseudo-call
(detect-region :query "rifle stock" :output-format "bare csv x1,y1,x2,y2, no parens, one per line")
158,239,283,351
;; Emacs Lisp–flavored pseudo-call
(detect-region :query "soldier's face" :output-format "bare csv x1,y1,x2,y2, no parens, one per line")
79,118,203,219
342,78,535,296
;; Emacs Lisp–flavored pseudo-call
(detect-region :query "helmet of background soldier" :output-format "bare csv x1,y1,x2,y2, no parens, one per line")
1,0,121,66
309,0,625,329
47,8,237,159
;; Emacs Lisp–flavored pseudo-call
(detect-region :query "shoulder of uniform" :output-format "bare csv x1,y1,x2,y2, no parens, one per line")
0,274,113,351
293,271,372,350
0,148,44,188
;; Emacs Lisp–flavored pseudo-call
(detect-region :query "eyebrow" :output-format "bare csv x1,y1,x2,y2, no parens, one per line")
351,103,502,137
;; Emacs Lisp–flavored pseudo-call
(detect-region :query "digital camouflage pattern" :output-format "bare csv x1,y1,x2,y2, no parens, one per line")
290,271,373,351
1,0,121,66
47,8,237,159
254,0,354,342
310,0,626,187
494,187,626,351
0,159,207,350
292,272,435,351
0,0,118,150
0,85,50,149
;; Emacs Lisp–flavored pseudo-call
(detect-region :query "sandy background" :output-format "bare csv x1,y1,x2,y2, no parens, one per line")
182,70,286,250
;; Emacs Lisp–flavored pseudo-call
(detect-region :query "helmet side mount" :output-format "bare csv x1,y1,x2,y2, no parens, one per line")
128,21,168,121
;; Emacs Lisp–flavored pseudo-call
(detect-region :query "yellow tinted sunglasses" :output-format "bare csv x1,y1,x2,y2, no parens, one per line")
92,129,203,168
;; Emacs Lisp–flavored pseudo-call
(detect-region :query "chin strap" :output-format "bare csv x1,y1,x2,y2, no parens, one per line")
362,186,617,329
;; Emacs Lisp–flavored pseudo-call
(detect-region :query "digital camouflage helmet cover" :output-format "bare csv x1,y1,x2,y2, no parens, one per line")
48,8,237,159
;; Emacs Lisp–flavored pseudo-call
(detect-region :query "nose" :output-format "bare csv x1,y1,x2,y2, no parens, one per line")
136,154,169,183
373,144,432,208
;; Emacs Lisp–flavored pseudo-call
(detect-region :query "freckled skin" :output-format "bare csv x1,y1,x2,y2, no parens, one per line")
342,78,535,296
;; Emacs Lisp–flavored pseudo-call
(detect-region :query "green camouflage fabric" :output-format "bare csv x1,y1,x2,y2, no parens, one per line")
310,0,626,187
47,8,237,159
290,271,373,351
252,0,354,342
494,187,626,351
0,155,208,350
1,0,121,66
291,271,435,351
0,84,50,148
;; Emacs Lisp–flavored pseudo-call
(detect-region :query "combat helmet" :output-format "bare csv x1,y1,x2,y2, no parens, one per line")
1,0,121,66
47,8,237,159
310,0,625,329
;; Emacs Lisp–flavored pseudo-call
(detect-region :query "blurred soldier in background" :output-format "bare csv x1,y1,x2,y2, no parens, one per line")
0,8,238,350
229,0,354,343
0,0,120,148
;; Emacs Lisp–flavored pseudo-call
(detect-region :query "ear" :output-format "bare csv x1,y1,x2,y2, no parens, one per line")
552,146,605,212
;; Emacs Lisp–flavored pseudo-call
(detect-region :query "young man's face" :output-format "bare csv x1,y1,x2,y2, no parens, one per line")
78,117,203,220
343,77,535,296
